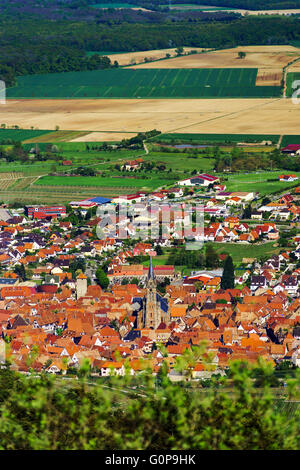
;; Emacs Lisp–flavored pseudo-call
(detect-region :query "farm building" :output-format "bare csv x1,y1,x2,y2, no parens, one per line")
69,197,111,208
121,158,144,171
215,191,255,202
278,175,299,182
111,192,147,204
177,174,219,187
281,144,300,155
25,206,66,219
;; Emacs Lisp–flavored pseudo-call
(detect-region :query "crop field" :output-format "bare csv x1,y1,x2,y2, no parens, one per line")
224,171,300,196
0,172,24,190
0,148,143,177
2,98,300,136
22,130,92,143
152,133,280,145
212,241,285,265
34,174,178,190
280,135,300,147
161,4,237,10
143,151,215,172
6,68,281,99
131,45,300,88
104,47,204,66
0,128,54,142
286,72,300,97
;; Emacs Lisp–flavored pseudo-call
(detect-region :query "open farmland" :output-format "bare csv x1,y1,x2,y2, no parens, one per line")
162,5,300,15
34,174,178,190
2,98,300,136
286,72,300,97
104,47,205,66
152,133,280,145
130,45,300,87
211,241,284,266
0,128,54,142
224,171,300,196
6,68,281,99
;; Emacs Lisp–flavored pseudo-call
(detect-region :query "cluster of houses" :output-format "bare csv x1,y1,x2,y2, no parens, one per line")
0,174,298,378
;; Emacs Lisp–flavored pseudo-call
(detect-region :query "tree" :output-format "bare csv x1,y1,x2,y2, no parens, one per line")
14,264,26,281
221,255,235,290
155,244,163,256
238,51,246,59
205,243,219,269
175,46,184,56
95,267,109,289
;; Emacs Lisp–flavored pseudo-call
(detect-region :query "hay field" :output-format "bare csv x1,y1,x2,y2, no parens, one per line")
106,47,206,66
1,97,300,136
69,132,138,142
130,45,300,86
165,5,300,15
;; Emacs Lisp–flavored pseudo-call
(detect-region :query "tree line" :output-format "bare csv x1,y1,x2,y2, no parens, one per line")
1,14,300,86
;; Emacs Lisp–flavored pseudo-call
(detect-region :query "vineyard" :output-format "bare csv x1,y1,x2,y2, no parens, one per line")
0,184,132,203
0,172,24,190
7,68,282,99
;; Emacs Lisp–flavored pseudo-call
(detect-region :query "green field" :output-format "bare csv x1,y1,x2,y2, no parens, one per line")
143,151,215,172
6,68,281,99
152,133,280,145
280,135,300,147
0,147,143,175
223,171,300,196
286,72,300,98
34,174,177,190
212,241,283,265
0,129,54,142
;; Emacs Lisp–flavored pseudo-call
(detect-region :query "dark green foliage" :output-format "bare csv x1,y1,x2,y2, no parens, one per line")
221,255,235,290
95,266,109,289
205,243,219,269
0,356,299,449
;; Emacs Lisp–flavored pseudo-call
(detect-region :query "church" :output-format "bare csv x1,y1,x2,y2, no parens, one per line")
136,257,170,330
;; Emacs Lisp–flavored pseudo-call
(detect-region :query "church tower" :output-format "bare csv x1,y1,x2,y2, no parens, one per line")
76,273,87,299
137,257,170,330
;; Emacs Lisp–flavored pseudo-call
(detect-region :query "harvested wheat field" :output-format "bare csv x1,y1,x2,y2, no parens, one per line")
130,45,300,68
130,45,300,86
106,47,206,66
69,132,138,142
166,5,300,15
255,69,283,86
1,97,300,136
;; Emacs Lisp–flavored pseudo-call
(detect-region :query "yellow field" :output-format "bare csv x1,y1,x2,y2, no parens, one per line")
129,45,300,86
106,47,207,66
2,97,300,138
169,6,300,15
69,132,138,142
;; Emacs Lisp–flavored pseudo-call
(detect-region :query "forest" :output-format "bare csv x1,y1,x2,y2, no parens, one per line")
1,12,300,87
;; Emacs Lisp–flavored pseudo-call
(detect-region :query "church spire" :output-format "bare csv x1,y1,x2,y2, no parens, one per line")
147,256,155,281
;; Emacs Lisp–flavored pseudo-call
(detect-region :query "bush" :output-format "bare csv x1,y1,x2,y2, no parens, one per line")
0,353,298,449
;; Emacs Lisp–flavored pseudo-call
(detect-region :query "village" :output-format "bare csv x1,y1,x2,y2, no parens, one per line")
0,170,296,380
